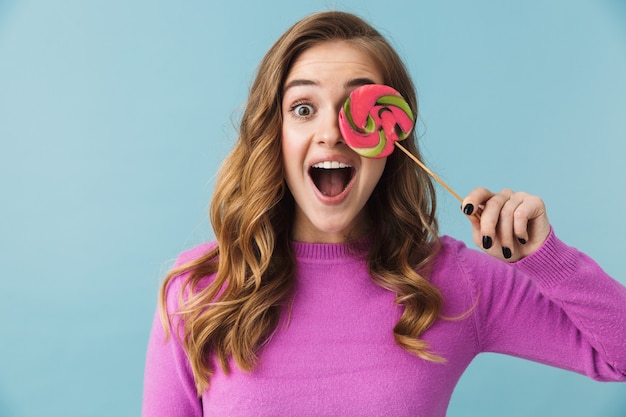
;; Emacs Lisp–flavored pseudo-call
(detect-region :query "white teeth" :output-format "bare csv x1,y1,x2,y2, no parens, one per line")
312,161,351,169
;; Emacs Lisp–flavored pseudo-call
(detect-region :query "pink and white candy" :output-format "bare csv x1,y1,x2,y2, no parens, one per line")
338,84,415,158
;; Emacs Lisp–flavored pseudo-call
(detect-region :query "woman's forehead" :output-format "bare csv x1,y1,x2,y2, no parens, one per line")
283,41,383,90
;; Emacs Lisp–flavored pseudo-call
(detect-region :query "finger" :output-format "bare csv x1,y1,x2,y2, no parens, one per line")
462,187,494,250
479,189,514,252
467,207,482,248
512,193,531,245
497,193,525,260
512,193,549,245
461,187,494,217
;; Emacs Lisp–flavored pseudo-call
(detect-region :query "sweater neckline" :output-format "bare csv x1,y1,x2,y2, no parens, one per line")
291,235,371,260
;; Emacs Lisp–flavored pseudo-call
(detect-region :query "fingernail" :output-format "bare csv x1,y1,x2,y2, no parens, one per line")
482,236,493,250
463,204,474,215
518,238,527,245
502,247,512,259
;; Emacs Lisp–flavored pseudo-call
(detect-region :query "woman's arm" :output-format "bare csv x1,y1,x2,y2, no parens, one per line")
142,300,203,417
142,247,212,417
459,188,626,380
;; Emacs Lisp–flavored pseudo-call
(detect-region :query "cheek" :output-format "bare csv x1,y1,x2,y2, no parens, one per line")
281,129,304,180
362,158,387,188
281,124,308,160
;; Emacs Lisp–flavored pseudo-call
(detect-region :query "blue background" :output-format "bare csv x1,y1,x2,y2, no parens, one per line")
1,1,625,416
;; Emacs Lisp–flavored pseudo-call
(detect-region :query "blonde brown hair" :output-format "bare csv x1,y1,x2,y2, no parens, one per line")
160,10,443,395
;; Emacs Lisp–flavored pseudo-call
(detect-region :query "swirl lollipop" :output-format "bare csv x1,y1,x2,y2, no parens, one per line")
338,84,414,159
339,84,468,204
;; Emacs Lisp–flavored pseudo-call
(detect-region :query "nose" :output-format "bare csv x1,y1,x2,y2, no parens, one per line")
317,110,344,147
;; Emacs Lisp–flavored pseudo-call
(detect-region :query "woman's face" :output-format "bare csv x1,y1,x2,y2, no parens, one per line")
281,41,386,243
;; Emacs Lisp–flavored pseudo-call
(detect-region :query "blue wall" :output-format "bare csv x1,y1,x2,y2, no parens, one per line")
1,1,624,416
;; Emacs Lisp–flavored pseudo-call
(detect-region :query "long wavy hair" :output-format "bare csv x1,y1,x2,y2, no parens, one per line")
160,10,443,395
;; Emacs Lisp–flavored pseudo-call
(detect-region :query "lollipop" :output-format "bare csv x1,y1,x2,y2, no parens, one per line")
338,84,414,159
339,84,468,205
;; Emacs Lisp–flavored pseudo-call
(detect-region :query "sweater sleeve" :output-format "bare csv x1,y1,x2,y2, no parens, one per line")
457,229,626,381
142,244,216,417
141,294,202,417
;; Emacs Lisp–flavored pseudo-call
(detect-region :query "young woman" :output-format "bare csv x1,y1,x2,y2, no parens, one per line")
142,11,626,416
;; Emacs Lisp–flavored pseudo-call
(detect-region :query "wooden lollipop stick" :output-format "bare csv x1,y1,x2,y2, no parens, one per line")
394,142,464,203
394,142,482,219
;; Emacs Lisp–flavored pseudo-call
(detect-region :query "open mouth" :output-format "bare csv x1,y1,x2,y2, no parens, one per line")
309,161,355,197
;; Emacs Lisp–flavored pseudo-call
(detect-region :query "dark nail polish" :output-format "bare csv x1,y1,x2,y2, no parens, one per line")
482,236,493,250
518,238,527,245
503,247,512,259
463,204,474,215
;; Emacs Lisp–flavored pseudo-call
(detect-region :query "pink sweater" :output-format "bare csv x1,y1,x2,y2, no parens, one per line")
142,230,626,416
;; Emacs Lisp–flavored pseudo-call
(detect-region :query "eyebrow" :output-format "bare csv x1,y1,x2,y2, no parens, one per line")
283,77,377,94
346,77,377,88
283,79,317,92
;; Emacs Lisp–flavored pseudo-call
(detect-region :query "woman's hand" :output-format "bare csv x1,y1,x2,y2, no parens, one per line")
461,188,551,262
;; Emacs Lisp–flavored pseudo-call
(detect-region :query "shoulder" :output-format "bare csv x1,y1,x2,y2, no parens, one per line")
431,235,489,284
435,234,521,273
430,235,515,313
163,241,219,311
435,235,490,268
172,241,219,268
434,234,534,287
437,235,467,255
429,236,479,310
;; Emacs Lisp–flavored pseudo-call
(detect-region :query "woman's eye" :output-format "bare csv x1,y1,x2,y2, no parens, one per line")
291,103,314,118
